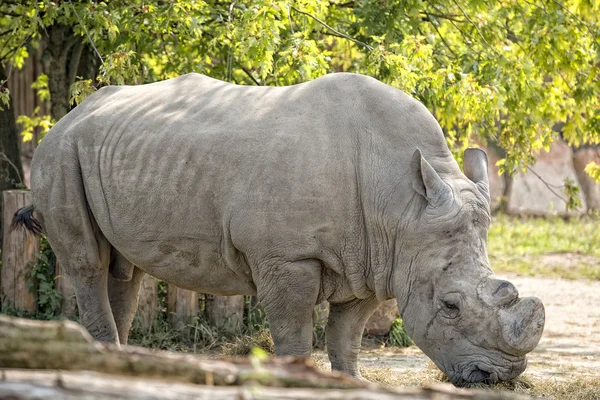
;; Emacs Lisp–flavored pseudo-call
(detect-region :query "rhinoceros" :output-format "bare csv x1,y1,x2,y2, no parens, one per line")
14,72,544,385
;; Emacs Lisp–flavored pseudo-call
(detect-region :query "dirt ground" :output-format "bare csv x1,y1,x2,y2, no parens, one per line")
314,275,600,384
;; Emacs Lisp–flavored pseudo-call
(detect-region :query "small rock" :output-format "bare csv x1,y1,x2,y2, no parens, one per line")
364,299,399,336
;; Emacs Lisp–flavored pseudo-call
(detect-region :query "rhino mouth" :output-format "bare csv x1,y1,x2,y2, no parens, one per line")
450,364,496,386
450,358,526,386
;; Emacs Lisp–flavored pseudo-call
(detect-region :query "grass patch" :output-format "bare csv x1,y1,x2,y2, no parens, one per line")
220,329,274,356
128,291,271,353
488,214,600,280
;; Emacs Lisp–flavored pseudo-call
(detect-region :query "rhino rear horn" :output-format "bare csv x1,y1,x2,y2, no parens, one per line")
410,149,453,208
463,148,490,202
477,277,519,307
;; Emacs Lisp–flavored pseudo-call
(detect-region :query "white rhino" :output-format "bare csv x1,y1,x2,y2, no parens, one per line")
14,73,544,385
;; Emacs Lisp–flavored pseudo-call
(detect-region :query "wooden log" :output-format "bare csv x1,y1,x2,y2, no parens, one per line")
137,274,158,330
206,295,245,334
0,371,530,400
0,315,532,399
1,190,39,312
0,314,364,389
54,262,78,318
167,285,198,330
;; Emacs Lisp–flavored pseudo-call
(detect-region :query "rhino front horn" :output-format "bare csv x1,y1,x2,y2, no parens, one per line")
498,297,545,356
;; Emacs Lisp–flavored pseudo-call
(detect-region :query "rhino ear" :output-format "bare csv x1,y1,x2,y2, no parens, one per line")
463,148,490,202
410,149,452,207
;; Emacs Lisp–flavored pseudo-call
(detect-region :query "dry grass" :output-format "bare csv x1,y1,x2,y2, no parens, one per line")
310,358,600,400
220,330,274,356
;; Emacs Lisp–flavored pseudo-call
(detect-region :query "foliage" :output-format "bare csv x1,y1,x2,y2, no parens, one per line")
1,0,599,176
16,107,53,143
1,237,62,320
13,72,53,142
585,161,600,183
0,86,9,110
26,236,62,319
70,78,95,106
387,318,414,348
562,177,582,211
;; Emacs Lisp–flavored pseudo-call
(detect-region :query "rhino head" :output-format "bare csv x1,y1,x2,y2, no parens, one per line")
395,148,545,385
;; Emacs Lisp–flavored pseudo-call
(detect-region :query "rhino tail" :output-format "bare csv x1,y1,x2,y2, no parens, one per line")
11,204,43,236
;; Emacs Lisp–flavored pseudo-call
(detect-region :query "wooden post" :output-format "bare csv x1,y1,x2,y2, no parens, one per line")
1,190,39,312
167,284,197,330
54,262,78,318
206,295,245,334
137,274,158,330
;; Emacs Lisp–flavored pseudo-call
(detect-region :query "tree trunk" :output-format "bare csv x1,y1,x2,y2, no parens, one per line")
573,146,600,211
0,65,25,240
167,285,198,330
206,295,245,334
498,170,513,214
45,25,83,121
137,274,158,331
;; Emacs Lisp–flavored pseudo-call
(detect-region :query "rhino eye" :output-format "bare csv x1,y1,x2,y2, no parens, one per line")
443,301,459,311
439,293,462,318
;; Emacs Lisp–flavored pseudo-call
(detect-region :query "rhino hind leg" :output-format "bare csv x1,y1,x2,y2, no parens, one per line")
256,259,322,357
40,209,119,345
109,249,135,281
326,296,380,378
108,261,145,345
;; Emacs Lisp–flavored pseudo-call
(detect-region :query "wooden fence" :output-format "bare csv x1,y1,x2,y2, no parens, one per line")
8,50,48,161
0,190,245,333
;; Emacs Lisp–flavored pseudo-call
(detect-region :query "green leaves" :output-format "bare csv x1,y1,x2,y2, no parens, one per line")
26,237,62,320
16,108,53,143
2,0,599,177
585,161,600,183
70,78,95,106
0,86,9,111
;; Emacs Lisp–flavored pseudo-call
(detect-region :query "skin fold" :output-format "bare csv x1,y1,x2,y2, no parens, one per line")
26,73,545,383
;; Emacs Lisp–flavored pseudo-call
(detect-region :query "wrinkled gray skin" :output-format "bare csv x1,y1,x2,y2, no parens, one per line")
29,73,544,385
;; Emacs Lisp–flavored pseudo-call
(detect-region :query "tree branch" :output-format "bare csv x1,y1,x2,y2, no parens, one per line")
329,1,355,8
0,10,21,17
528,166,585,214
425,15,458,58
451,0,500,56
420,11,466,23
240,65,260,85
0,152,23,186
551,0,598,43
291,6,373,51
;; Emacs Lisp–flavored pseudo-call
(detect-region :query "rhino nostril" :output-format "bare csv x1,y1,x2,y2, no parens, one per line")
467,366,497,384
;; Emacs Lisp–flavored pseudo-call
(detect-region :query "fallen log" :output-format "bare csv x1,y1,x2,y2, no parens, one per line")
0,315,530,399
0,315,361,389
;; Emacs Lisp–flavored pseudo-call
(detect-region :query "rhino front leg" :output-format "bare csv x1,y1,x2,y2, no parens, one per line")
326,296,380,378
257,259,321,357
